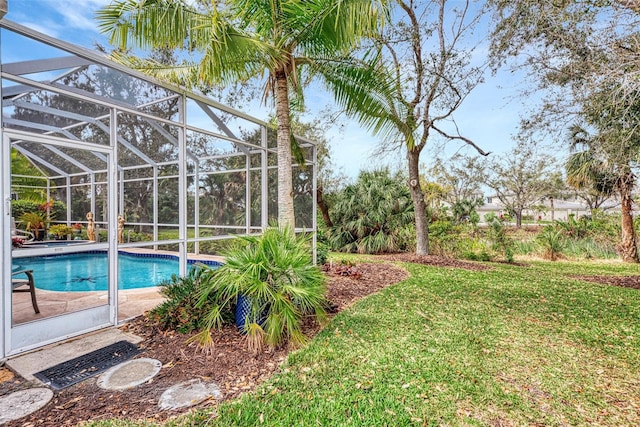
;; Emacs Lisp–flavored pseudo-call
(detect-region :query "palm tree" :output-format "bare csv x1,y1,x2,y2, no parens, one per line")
329,169,414,253
96,0,387,228
565,125,638,263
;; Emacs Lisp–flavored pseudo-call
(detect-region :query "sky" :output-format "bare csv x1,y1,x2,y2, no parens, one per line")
2,0,530,180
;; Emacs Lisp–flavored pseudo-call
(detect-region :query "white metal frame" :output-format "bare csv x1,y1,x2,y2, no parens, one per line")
0,19,317,359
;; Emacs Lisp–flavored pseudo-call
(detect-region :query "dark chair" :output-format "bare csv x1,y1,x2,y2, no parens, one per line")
12,269,40,314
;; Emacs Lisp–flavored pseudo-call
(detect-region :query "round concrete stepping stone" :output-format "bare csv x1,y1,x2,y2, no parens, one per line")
0,388,53,424
97,358,162,390
158,379,223,410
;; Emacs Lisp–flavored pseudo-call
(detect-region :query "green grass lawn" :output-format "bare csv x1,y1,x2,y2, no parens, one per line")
88,259,640,426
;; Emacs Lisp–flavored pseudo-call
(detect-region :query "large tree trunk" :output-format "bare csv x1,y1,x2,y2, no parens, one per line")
274,68,295,229
618,173,638,263
316,185,333,227
408,149,429,255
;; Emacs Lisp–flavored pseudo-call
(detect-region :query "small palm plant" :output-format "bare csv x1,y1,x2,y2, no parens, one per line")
537,225,564,261
193,226,327,352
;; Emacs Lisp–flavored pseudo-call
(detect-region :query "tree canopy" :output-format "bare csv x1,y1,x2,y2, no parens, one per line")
97,0,388,227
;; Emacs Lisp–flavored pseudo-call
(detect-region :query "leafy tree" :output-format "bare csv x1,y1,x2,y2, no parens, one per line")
324,0,488,255
429,154,487,207
420,180,447,214
451,198,483,224
97,0,387,228
489,0,640,261
489,0,640,126
329,169,414,253
485,143,557,228
10,150,47,201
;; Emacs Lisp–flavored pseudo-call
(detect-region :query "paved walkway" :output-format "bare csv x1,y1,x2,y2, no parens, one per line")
1,328,223,423
2,249,226,423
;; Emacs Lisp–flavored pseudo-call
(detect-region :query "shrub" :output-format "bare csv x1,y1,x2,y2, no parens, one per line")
328,169,414,253
485,213,514,263
49,224,73,238
11,199,66,221
428,220,483,259
194,226,327,351
316,241,329,265
149,267,222,334
536,225,564,261
428,220,458,256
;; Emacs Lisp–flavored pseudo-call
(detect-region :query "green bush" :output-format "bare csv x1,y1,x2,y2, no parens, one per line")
428,220,459,256
11,199,66,221
195,238,239,255
329,169,414,253
536,225,564,261
428,220,484,259
485,213,514,263
149,266,223,334
458,237,492,261
194,226,327,351
316,241,329,265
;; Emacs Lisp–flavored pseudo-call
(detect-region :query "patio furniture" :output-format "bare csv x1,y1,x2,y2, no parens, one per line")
12,269,39,314
11,217,34,241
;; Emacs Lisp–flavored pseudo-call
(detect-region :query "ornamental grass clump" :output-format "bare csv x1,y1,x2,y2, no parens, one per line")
193,226,327,352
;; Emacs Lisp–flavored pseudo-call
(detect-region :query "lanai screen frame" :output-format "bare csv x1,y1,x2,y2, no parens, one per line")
1,19,318,260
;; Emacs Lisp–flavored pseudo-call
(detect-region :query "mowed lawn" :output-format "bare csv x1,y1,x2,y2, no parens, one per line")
91,259,640,426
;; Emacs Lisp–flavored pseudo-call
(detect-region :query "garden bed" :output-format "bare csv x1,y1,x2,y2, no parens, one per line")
2,261,409,426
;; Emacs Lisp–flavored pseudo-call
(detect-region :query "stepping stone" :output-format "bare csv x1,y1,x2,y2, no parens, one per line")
0,388,53,424
158,379,223,410
97,358,162,390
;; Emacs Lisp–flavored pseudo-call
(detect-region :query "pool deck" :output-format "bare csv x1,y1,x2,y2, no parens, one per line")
12,250,224,326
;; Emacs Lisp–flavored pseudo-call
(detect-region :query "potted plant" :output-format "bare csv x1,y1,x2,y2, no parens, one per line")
19,211,46,241
12,237,25,248
49,224,73,240
72,223,83,236
193,226,327,353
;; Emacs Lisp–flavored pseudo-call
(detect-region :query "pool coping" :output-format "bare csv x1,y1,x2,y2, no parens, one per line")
13,248,224,267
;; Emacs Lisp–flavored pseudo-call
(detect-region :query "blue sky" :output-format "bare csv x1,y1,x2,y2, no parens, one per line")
3,0,529,179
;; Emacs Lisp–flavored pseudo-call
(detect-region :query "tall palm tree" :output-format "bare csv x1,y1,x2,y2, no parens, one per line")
96,0,387,228
566,125,638,263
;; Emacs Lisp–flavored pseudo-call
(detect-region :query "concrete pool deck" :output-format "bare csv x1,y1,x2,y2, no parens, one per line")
12,286,166,324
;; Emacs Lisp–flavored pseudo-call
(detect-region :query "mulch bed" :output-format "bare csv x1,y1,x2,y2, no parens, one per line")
2,260,409,426
571,274,640,290
378,253,493,271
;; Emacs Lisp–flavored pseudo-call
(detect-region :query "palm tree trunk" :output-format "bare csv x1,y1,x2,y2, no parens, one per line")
618,173,638,263
408,149,429,255
274,68,295,229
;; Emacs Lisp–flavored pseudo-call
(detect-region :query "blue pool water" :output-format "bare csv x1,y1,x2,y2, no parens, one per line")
13,252,220,292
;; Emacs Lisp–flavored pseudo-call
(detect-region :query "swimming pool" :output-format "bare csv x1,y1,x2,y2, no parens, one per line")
13,252,221,292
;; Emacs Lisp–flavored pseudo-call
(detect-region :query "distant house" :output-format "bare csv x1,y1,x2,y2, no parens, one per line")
476,195,600,224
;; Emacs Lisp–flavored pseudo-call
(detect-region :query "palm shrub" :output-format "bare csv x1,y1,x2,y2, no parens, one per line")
536,225,564,261
194,226,327,352
485,213,515,263
329,169,414,253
